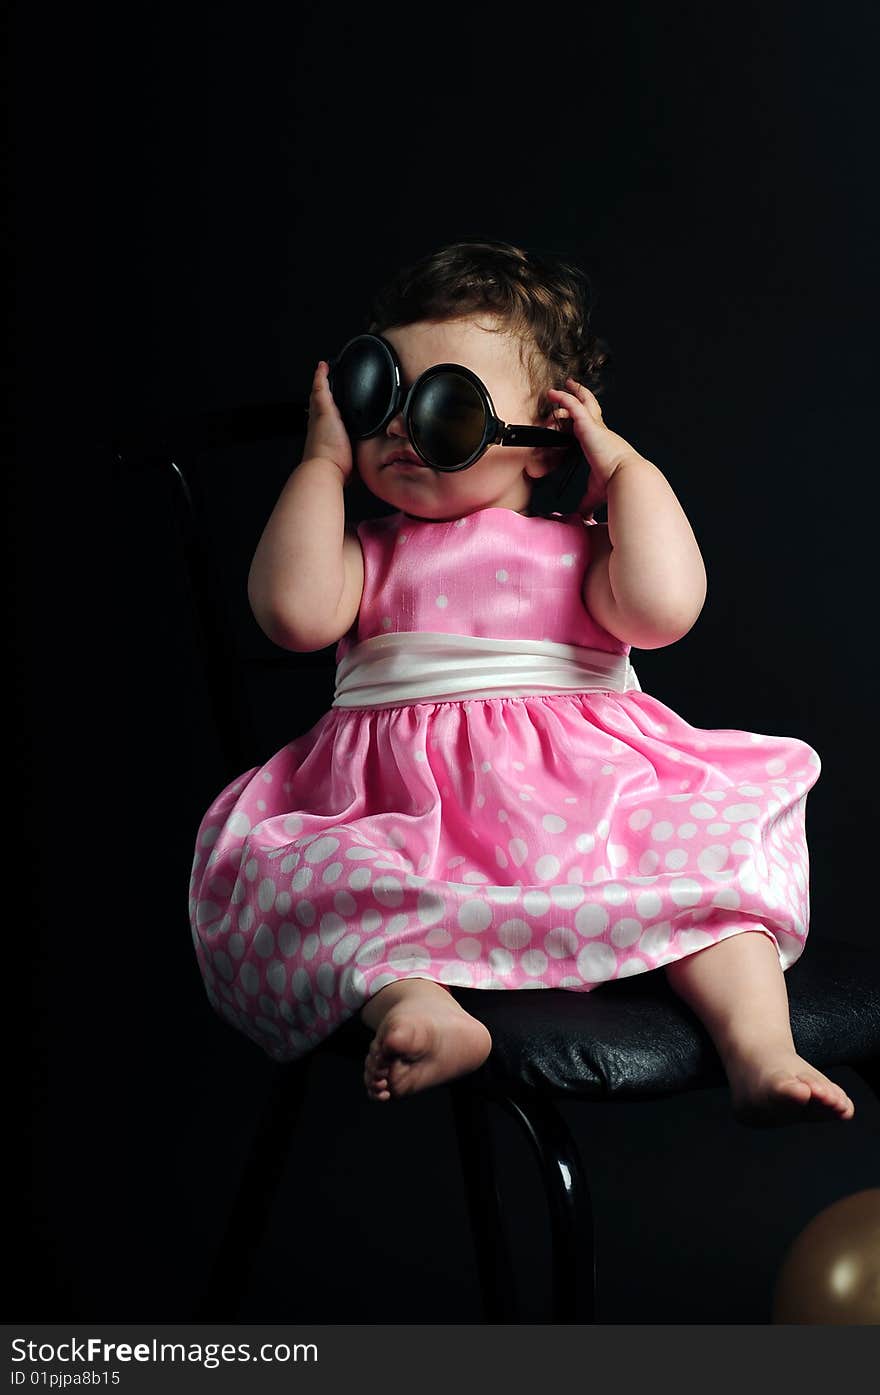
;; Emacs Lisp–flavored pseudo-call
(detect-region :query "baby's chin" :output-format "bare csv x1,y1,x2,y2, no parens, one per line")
357,464,530,521
364,472,453,516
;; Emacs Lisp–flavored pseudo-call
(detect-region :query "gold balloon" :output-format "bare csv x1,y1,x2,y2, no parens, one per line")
772,1189,880,1324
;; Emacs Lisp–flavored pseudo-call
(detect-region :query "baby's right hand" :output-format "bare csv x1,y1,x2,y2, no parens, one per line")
302,360,354,483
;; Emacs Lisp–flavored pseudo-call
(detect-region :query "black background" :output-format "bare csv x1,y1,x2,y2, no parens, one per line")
11,1,880,1324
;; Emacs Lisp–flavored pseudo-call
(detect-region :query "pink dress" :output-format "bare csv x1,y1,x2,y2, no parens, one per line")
189,507,820,1062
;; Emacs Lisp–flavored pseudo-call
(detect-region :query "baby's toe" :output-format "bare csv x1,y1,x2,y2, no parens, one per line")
802,1072,854,1115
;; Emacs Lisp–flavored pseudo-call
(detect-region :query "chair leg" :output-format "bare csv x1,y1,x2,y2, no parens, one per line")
499,1087,597,1324
194,1057,311,1320
448,1077,520,1322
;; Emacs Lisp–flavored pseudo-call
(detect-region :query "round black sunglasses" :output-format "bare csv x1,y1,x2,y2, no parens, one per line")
327,333,579,481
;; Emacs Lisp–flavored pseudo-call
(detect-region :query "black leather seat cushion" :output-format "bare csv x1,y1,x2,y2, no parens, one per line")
326,939,879,1099
455,939,880,1097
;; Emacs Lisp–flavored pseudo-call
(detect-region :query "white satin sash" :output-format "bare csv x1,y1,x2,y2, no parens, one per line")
332,630,642,709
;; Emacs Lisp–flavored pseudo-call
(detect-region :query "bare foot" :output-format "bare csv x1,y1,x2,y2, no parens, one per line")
361,980,492,1102
726,1047,856,1127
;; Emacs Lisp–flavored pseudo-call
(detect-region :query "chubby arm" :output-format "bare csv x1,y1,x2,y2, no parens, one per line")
248,457,350,650
582,455,707,649
248,360,363,652
545,377,706,650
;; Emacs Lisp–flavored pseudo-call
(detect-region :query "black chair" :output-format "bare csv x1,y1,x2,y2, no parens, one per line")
112,403,880,1324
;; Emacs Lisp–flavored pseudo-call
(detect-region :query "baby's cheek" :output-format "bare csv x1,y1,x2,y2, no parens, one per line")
354,444,381,479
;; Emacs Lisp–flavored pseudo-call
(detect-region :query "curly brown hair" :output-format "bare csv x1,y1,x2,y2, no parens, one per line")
365,237,612,422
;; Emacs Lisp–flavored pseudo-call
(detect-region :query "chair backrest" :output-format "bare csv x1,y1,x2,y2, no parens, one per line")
110,403,395,788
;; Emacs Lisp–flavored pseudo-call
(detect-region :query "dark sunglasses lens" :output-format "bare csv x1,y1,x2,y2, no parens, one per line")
410,372,486,469
330,338,395,437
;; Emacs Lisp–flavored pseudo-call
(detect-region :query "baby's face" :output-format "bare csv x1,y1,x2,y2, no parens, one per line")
352,316,558,521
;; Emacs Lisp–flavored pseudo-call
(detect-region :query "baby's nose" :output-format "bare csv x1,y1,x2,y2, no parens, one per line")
385,409,408,437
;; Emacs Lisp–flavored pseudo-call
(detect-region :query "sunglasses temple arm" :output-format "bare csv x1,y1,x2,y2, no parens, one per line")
499,424,571,448
496,424,586,504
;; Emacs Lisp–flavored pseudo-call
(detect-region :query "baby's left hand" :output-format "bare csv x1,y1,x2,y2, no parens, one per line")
547,379,645,520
